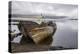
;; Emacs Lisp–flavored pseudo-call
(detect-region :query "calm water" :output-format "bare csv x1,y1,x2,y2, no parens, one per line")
51,20,78,48
11,20,78,48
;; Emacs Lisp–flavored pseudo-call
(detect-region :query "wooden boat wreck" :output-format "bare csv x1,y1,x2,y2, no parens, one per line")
18,21,57,45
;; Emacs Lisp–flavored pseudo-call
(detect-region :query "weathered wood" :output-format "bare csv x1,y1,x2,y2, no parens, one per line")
18,21,57,45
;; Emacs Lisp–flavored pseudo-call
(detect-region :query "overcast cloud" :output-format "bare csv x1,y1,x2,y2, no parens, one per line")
11,1,78,19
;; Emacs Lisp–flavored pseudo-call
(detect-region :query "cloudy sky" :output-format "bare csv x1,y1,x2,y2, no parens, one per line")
11,1,78,19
